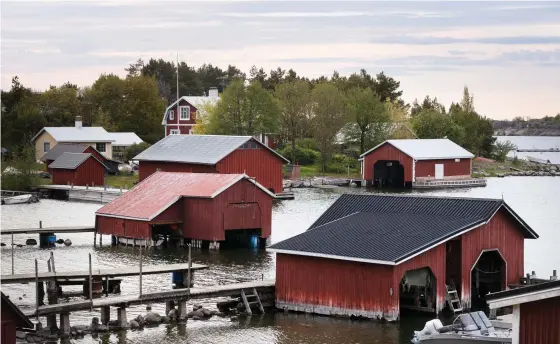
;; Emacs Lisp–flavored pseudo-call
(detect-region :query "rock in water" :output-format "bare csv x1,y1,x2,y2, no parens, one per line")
26,239,37,246
200,308,212,318
161,316,170,323
167,309,177,321
135,315,145,326
129,320,140,329
146,304,152,311
56,239,64,244
64,239,72,246
0,243,5,247
193,304,202,311
144,311,161,324
192,310,205,319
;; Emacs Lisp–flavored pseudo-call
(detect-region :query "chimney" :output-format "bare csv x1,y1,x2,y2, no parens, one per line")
75,116,82,128
208,87,219,98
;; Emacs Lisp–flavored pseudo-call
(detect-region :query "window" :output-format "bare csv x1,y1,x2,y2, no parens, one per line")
170,129,180,135
96,143,106,152
169,110,174,120
180,106,190,120
43,142,50,152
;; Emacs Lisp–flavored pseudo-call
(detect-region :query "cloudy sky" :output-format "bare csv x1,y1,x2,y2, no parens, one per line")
1,1,559,119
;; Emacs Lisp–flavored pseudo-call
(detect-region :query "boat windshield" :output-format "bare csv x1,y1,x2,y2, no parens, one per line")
455,312,493,333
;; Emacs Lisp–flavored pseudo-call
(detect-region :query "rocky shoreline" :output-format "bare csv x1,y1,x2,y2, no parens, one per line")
475,163,560,178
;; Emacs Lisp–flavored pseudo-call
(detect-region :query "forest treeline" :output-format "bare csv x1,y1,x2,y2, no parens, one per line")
2,58,504,172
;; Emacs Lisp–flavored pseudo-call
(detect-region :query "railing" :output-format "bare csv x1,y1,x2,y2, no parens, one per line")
413,178,487,188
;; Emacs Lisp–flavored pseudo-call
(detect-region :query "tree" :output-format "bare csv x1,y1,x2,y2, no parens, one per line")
374,72,403,103
411,96,446,117
412,108,465,145
124,142,151,162
1,76,35,148
125,59,145,78
38,85,81,126
206,79,279,136
275,80,312,163
385,99,416,139
311,83,347,171
492,140,516,162
344,87,389,153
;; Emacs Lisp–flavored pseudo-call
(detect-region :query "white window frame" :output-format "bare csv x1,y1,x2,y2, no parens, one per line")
169,110,174,120
170,129,180,135
180,106,190,120
44,142,50,152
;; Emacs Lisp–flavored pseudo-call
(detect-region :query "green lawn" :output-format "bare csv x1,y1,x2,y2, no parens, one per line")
105,174,139,189
298,165,361,179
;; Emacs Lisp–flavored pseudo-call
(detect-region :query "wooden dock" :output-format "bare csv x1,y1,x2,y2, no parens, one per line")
37,184,127,203
24,279,275,317
1,263,208,285
0,226,95,236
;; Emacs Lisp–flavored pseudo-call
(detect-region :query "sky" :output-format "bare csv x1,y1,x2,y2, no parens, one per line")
1,1,559,120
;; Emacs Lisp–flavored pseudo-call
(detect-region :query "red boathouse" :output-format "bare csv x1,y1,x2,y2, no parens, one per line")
1,293,33,344
487,279,560,344
95,172,275,248
359,139,475,188
49,152,107,186
268,194,538,321
134,134,289,194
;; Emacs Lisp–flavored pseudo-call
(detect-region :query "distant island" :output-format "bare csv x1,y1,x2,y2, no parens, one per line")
493,114,560,136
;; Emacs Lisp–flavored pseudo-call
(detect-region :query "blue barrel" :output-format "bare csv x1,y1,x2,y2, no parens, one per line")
47,235,56,244
172,271,183,284
249,235,259,249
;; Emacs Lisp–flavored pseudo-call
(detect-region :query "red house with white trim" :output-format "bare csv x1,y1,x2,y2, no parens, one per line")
161,88,220,136
359,139,475,188
269,194,538,321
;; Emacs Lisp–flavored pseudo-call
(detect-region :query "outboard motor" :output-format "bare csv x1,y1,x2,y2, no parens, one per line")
412,319,443,343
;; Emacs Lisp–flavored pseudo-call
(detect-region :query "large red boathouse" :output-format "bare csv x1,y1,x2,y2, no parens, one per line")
95,172,275,248
269,194,538,321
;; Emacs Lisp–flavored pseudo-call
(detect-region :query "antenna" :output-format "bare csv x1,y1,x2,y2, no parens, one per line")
176,53,179,103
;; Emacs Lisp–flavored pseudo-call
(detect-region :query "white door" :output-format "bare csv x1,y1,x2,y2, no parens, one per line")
435,164,444,180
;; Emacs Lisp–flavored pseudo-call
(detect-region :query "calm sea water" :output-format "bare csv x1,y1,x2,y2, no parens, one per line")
1,177,559,344
495,136,560,164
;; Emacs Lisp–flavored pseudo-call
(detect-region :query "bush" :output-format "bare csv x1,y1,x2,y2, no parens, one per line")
277,145,320,165
124,142,152,162
296,138,319,151
326,154,358,174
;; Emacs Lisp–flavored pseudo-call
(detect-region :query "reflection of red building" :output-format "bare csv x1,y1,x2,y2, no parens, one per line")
134,134,289,194
2,293,34,344
96,172,275,248
269,194,538,321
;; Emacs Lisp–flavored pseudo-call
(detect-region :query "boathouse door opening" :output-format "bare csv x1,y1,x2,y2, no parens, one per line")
445,239,462,306
399,267,437,314
470,250,506,311
373,160,405,188
151,223,182,247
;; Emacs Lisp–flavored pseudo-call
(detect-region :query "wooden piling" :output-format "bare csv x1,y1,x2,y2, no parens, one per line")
117,307,127,328
100,306,110,325
187,244,192,293
11,233,14,275
89,253,93,310
139,247,143,300
35,259,39,321
60,312,71,336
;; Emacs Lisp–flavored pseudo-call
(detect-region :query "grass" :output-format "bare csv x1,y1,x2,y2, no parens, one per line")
472,158,528,178
297,165,361,179
105,174,138,189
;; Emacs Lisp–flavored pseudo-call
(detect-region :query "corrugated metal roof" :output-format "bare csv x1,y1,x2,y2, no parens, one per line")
107,132,144,146
360,139,474,160
33,127,114,143
96,172,275,221
48,152,93,170
41,143,88,161
269,194,538,264
133,134,289,164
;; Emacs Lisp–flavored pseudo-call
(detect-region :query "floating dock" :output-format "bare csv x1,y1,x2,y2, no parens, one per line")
36,184,128,203
412,178,487,189
0,226,95,236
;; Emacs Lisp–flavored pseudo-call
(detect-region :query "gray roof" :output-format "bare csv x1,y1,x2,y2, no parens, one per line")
360,139,474,160
33,127,114,143
41,143,88,162
107,132,144,146
134,134,289,164
269,194,537,265
49,152,104,170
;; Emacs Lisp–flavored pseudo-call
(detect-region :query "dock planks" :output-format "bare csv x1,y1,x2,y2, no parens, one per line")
24,280,275,316
1,263,208,284
1,226,95,235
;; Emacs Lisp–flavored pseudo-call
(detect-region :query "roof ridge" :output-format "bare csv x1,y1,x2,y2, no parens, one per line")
340,193,503,202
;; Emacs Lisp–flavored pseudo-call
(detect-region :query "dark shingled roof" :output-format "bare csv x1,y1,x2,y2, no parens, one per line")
49,152,106,170
41,143,88,162
486,279,560,301
269,194,538,264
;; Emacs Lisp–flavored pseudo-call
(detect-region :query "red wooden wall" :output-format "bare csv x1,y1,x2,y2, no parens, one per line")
460,209,525,307
362,143,413,182
51,169,75,185
415,158,471,178
275,254,397,319
216,146,284,193
96,216,150,238
139,161,216,181
182,179,272,241
164,99,197,136
51,156,104,186
520,296,560,344
152,201,182,223
84,146,106,164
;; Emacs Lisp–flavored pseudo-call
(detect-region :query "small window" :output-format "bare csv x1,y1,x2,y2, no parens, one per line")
455,158,460,162
170,129,180,135
180,106,190,120
43,142,50,152
169,110,174,120
96,143,106,152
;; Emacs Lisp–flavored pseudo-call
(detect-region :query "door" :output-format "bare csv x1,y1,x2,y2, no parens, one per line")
435,164,444,179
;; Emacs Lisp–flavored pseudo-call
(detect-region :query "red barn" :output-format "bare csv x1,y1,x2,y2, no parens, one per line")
95,172,275,248
40,143,119,174
161,89,220,136
487,280,560,344
269,194,538,321
359,139,475,188
134,135,289,194
1,293,33,344
49,152,107,186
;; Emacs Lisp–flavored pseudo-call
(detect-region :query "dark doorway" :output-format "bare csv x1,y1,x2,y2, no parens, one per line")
222,229,263,249
445,239,462,297
399,267,437,314
151,223,182,247
373,160,405,188
471,250,505,311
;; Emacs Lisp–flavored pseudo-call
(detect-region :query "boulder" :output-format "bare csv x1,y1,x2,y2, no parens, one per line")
186,311,195,319
56,239,64,244
144,311,162,324
167,308,177,320
64,239,72,246
192,310,205,319
129,320,140,329
192,316,202,321
135,315,145,326
200,308,212,318
26,239,37,246
193,304,202,311
230,316,238,321
161,316,170,323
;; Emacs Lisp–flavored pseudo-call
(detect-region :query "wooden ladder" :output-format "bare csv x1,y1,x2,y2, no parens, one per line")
446,284,463,313
240,288,264,315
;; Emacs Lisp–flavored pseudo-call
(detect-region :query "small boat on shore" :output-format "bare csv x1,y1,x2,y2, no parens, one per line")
1,194,37,205
411,311,512,343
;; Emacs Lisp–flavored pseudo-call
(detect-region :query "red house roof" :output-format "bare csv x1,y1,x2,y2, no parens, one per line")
96,172,275,221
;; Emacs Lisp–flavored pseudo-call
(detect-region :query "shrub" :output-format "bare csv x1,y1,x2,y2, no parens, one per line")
326,154,358,174
277,145,320,165
124,142,152,162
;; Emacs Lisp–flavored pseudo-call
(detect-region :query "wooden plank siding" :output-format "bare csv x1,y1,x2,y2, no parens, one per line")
519,296,560,344
460,209,525,308
139,161,216,181
216,147,284,194
275,254,398,320
96,216,150,238
415,158,471,178
362,143,413,182
52,156,105,186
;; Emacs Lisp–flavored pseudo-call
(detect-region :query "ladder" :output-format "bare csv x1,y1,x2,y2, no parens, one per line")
446,284,463,313
240,288,264,315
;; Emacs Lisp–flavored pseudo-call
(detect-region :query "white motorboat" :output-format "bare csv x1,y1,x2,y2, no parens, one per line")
1,194,35,205
411,311,512,343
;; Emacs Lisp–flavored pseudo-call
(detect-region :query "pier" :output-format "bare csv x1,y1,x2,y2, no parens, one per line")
36,184,128,203
0,226,95,236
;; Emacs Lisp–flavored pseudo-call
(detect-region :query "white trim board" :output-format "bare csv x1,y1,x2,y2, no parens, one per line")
268,248,396,266
487,287,560,309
